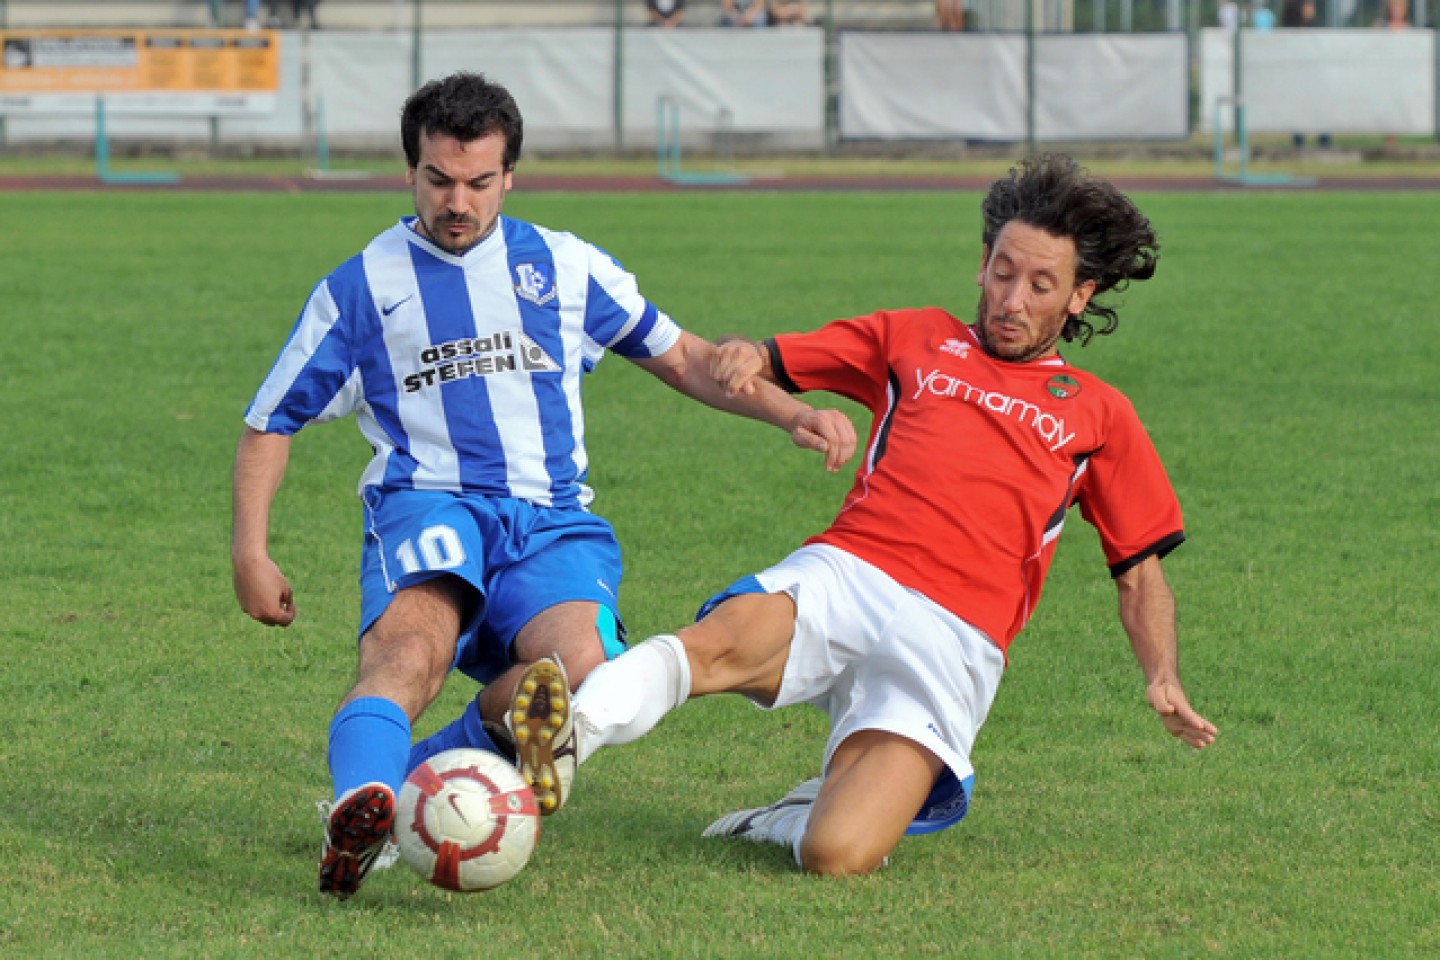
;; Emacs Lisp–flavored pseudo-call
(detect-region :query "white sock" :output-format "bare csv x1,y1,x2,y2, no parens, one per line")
573,634,691,765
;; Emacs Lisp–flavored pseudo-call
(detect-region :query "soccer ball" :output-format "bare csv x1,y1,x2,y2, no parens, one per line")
395,748,541,892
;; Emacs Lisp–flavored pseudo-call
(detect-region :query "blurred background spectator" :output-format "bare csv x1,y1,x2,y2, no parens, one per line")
1376,0,1411,150
287,0,321,29
1282,0,1331,148
721,0,769,27
936,0,966,30
1376,0,1411,27
646,0,686,27
1281,0,1316,26
768,0,808,24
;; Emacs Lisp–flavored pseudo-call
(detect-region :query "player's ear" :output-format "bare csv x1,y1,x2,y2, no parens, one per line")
1068,278,1097,317
976,245,990,287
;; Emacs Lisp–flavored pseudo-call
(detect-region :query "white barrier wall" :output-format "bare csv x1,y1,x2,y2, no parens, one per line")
4,27,1437,147
838,32,1190,141
1199,28,1436,136
839,34,1029,140
0,27,825,149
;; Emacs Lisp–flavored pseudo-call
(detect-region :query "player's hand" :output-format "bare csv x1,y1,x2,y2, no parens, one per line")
712,339,767,398
233,554,297,626
1147,679,1217,749
790,408,857,472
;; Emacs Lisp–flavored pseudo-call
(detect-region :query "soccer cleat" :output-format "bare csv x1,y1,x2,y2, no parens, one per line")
483,719,518,764
317,782,397,900
701,777,822,847
510,656,575,816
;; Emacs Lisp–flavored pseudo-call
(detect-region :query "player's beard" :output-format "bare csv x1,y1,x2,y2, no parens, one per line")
973,294,1067,364
419,212,487,255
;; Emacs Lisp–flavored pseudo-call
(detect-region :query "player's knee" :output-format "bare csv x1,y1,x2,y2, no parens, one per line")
521,604,620,688
561,607,623,686
678,622,732,673
796,831,890,876
684,593,792,695
548,633,609,688
355,637,450,717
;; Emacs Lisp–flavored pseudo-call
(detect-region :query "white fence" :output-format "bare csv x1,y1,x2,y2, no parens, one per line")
1199,27,1436,136
1,26,1436,148
838,32,1189,140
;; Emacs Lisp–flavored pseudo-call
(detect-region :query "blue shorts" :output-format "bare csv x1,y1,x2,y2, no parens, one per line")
358,487,624,685
907,768,973,836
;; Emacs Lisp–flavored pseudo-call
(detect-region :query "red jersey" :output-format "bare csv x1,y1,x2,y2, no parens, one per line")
770,308,1184,651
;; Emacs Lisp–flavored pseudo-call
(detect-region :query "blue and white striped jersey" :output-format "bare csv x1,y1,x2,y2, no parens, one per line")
245,215,682,508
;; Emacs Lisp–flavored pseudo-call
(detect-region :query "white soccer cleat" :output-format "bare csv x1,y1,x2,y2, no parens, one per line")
510,656,575,816
701,777,822,847
317,782,397,900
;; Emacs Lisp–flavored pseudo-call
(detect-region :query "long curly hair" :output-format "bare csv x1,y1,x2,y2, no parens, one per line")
401,72,524,171
980,154,1159,345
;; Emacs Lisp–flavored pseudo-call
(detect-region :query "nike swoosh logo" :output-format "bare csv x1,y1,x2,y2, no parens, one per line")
447,794,471,825
381,295,414,317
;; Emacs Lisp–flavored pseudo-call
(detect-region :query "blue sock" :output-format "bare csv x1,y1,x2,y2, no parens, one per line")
405,695,503,775
328,696,411,801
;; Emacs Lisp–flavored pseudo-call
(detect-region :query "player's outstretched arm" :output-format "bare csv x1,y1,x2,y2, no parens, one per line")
1115,556,1217,750
232,427,298,626
710,336,772,398
632,331,856,472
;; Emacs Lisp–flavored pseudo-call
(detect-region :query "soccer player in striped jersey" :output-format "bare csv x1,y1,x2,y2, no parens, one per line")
230,73,854,899
560,153,1218,875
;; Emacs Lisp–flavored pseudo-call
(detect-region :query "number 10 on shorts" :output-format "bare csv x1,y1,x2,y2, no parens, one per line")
395,525,466,574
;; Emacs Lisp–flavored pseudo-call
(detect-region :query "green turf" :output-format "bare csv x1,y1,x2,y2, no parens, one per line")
0,187,1435,958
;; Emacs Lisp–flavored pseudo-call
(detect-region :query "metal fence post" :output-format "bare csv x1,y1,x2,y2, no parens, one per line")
208,0,221,153
824,0,836,147
1026,0,1036,150
0,0,8,148
613,0,625,151
412,0,423,91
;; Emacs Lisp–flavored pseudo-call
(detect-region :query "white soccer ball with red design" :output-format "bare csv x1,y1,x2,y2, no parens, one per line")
395,748,541,892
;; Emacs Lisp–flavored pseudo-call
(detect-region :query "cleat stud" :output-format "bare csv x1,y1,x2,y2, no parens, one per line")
514,694,531,711
522,678,538,695
539,729,553,745
550,697,565,712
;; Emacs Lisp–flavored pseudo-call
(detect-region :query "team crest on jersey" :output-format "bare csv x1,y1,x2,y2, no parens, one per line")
513,263,557,306
939,338,970,358
1046,374,1081,399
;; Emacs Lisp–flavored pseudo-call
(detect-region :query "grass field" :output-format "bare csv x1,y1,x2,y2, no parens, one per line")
1,182,1436,958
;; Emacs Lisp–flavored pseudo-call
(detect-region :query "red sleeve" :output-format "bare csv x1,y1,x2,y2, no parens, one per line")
1075,395,1186,576
771,311,894,409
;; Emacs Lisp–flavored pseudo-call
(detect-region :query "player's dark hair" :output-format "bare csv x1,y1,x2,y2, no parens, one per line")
401,72,524,171
980,153,1159,345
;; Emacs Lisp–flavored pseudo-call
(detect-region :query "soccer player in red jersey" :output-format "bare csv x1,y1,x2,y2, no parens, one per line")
546,153,1217,875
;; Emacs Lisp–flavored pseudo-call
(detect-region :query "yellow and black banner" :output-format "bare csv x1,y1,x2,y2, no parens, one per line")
0,29,280,116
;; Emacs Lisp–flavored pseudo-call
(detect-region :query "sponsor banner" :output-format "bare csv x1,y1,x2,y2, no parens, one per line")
0,29,279,116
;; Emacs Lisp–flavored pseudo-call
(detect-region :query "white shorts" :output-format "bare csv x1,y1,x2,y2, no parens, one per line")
705,543,1005,800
